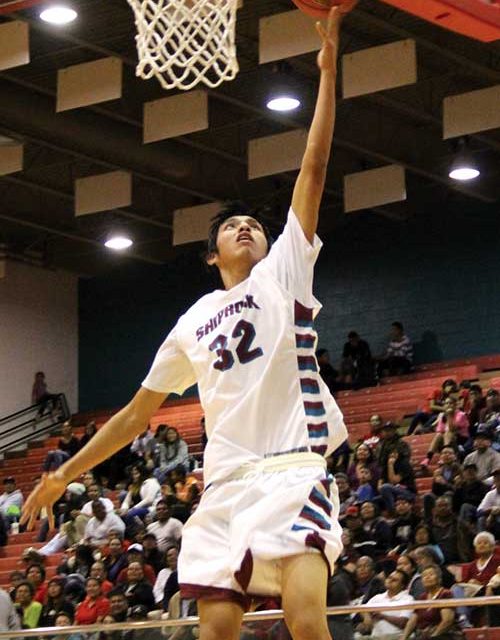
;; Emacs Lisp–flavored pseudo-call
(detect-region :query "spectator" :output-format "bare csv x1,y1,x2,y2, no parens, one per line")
327,564,355,640
0,477,23,529
79,422,98,450
335,474,356,524
170,465,199,505
429,495,470,564
453,463,488,524
406,524,444,565
423,447,463,519
359,501,393,559
376,422,411,469
396,554,420,598
146,500,183,553
347,443,380,491
54,612,85,640
357,569,414,639
14,581,42,629
83,500,125,547
468,385,486,438
378,448,416,515
351,556,385,608
130,426,154,462
90,562,114,595
340,331,374,389
463,427,500,483
121,562,155,610
421,398,470,467
74,577,110,625
142,534,164,575
26,563,47,604
103,537,128,584
391,496,421,555
363,414,384,450
8,571,25,601
479,389,500,424
377,322,413,377
58,422,81,459
108,589,129,623
116,544,156,586
120,465,161,524
408,378,459,436
476,467,500,538
161,549,179,612
354,467,376,502
82,484,115,517
57,544,95,579
315,348,340,394
153,546,179,605
32,371,59,418
40,576,74,627
147,427,189,483
401,565,464,640
461,531,499,589
0,586,20,631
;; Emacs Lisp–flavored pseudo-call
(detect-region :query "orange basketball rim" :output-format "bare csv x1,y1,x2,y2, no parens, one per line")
379,0,500,42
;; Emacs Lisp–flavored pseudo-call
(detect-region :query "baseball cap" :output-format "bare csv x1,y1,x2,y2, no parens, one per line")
127,543,144,554
345,505,359,517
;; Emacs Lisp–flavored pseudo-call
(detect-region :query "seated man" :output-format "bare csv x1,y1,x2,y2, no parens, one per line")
120,561,155,611
357,569,414,639
340,331,373,388
429,495,471,564
83,500,125,547
476,467,500,538
377,322,413,377
423,447,463,520
463,427,500,485
453,462,488,523
0,477,23,529
378,448,416,515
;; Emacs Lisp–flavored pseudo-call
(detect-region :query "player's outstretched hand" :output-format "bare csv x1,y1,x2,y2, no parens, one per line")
20,471,67,531
316,2,358,73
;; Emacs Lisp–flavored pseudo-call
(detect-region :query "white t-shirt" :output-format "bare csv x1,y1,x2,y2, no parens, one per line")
143,209,346,485
146,518,183,552
366,590,414,637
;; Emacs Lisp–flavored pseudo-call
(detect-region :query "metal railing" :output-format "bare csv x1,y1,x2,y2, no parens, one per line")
0,596,498,638
0,394,70,455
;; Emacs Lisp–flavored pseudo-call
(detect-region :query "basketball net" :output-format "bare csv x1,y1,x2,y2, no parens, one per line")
127,0,239,90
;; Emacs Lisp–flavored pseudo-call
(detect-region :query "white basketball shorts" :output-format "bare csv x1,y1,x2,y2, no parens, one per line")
178,454,342,607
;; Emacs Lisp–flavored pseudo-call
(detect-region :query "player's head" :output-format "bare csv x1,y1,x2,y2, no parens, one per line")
206,202,273,279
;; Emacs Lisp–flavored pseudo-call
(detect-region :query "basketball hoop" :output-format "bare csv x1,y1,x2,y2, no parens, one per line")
127,0,239,90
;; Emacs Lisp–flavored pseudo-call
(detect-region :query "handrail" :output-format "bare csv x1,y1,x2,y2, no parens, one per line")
0,595,498,638
0,393,71,455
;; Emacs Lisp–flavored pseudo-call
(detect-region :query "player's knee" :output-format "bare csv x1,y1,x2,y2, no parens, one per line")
286,611,330,640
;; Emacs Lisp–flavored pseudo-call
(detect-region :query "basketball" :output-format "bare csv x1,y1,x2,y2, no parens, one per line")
290,0,356,19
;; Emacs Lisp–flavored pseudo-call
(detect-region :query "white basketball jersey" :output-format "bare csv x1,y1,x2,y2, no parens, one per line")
142,208,346,485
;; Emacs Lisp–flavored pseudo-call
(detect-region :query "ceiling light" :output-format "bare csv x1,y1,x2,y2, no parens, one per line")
266,96,301,112
104,234,133,251
40,6,77,25
448,138,480,181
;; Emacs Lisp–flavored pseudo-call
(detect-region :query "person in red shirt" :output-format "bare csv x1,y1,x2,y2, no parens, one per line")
75,577,110,625
462,531,499,587
90,561,114,595
408,379,459,435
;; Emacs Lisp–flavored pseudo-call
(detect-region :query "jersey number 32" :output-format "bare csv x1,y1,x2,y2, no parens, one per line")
208,319,263,371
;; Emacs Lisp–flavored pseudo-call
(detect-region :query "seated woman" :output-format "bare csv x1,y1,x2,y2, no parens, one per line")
14,581,42,629
421,396,470,467
74,577,110,625
401,564,464,640
120,464,161,525
39,576,75,627
147,427,189,484
347,443,381,491
102,536,128,584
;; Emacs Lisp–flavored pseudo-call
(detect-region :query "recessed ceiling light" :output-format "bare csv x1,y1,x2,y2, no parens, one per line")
449,167,480,181
266,96,301,112
104,235,133,251
40,6,78,25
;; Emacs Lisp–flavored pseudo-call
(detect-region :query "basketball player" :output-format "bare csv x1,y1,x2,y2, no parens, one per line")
22,4,355,639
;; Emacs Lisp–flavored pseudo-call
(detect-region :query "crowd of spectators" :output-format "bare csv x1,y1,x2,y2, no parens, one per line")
2,359,500,639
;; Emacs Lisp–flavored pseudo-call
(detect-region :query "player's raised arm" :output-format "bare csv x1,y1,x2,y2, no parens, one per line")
291,2,356,243
20,386,166,530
